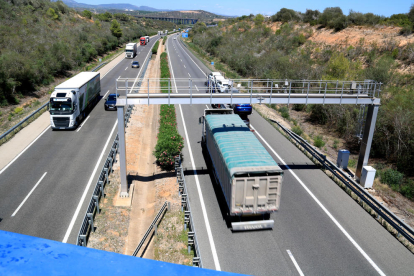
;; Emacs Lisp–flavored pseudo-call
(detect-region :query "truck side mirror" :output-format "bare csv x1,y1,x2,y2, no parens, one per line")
199,116,204,124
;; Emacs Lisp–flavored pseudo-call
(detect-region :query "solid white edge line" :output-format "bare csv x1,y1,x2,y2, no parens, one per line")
12,172,47,217
286,250,305,276
250,124,385,276
76,115,90,132
0,126,51,175
62,119,118,243
167,36,221,271
176,40,207,77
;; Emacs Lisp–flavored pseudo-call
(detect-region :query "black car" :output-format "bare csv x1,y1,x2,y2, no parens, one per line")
104,94,119,111
132,61,140,68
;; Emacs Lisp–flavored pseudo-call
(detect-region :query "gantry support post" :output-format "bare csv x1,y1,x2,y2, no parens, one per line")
116,96,129,197
356,104,380,180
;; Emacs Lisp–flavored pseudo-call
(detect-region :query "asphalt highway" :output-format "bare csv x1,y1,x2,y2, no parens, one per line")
166,35,414,275
0,36,160,244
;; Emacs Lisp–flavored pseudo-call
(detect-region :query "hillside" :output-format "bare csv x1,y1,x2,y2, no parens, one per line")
0,0,179,112
189,17,414,201
145,10,229,22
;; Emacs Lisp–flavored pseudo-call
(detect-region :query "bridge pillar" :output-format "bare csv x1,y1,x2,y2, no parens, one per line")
116,97,129,197
356,104,380,180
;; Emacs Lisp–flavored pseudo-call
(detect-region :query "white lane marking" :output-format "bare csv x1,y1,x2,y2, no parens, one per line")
184,65,186,68
102,53,128,79
181,59,182,62
188,73,191,77
125,67,128,70
205,105,209,109
131,61,133,64
62,119,118,243
118,76,121,79
12,172,47,217
127,38,158,94
250,125,386,276
287,250,304,276
0,126,51,175
176,40,207,77
103,90,110,98
76,115,90,132
195,85,199,91
167,36,221,271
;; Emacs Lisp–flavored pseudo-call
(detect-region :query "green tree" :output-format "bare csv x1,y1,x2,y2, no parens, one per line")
254,14,265,25
272,8,300,23
82,10,92,19
110,19,122,38
319,7,343,28
303,9,320,25
46,8,58,20
409,4,414,23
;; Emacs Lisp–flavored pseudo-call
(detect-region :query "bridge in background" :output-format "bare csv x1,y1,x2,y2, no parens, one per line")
134,15,198,24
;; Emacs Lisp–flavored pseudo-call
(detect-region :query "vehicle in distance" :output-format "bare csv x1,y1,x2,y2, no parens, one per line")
233,104,252,115
104,94,120,111
145,36,149,43
49,72,101,130
174,37,176,40
140,37,146,46
132,61,140,68
214,76,232,93
205,72,222,87
125,43,137,58
200,109,283,231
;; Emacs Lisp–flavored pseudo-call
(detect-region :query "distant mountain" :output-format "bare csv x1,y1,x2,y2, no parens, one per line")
53,0,172,11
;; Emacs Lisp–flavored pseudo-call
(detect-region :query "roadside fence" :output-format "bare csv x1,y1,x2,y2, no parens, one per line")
271,119,414,250
175,156,203,267
132,201,170,257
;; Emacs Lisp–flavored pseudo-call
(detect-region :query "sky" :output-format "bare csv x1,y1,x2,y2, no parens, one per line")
78,0,413,17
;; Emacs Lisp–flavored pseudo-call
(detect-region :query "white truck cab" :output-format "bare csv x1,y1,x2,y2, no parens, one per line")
205,72,222,87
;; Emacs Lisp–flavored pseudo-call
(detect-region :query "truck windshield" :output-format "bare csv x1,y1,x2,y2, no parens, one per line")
126,50,133,52
50,98,73,114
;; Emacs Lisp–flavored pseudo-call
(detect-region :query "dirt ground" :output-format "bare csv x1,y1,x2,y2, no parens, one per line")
88,39,188,263
254,103,414,229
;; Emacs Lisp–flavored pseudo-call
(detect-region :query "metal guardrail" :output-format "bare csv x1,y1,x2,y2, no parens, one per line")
77,49,154,246
271,119,414,247
91,62,108,72
0,61,108,144
77,104,134,246
132,201,170,257
174,156,202,267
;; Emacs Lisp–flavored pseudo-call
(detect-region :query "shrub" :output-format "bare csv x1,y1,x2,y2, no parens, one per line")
378,168,404,186
14,107,23,114
82,10,92,19
152,41,160,55
279,106,290,119
333,139,339,149
272,8,300,23
314,135,325,148
153,105,184,170
292,126,303,136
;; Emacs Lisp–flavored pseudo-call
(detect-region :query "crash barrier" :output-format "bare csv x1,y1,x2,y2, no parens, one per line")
175,156,202,267
0,102,49,145
0,62,108,145
271,119,414,248
77,104,133,246
132,201,170,257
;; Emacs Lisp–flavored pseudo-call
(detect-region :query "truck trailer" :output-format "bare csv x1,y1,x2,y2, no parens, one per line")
125,43,137,58
49,72,101,130
140,37,146,46
201,109,283,231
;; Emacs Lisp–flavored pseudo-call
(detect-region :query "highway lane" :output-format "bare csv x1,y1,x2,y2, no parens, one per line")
167,35,414,275
0,36,160,244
